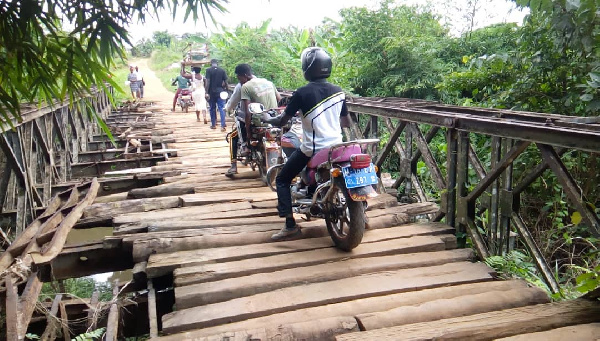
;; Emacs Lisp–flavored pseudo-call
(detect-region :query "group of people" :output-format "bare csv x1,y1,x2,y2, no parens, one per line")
172,59,229,132
220,48,351,241
127,65,145,99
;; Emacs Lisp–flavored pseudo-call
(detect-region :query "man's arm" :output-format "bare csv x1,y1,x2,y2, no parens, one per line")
340,101,350,128
221,69,228,90
180,69,192,79
205,68,211,93
225,84,242,112
274,86,282,104
244,99,252,139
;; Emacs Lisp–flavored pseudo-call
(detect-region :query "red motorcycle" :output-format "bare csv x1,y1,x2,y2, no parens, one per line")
176,88,194,113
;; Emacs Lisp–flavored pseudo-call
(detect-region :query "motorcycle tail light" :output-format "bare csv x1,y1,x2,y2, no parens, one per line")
350,154,371,169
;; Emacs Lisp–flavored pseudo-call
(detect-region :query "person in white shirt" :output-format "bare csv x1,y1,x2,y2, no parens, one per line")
135,66,144,99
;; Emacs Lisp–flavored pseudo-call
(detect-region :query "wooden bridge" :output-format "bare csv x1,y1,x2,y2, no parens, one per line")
1,74,599,340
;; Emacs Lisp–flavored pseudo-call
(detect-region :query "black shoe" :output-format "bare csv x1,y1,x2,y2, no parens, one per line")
271,226,301,241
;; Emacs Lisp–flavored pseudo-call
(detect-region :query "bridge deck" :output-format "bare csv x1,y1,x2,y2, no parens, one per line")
98,107,597,340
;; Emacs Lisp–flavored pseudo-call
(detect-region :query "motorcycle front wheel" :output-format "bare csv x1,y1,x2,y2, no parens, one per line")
325,185,366,251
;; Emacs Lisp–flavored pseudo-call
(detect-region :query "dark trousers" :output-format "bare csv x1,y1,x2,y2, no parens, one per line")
208,93,226,128
230,121,246,161
276,149,311,217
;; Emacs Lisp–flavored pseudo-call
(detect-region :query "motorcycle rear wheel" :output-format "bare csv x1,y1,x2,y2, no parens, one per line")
184,105,188,113
325,186,365,251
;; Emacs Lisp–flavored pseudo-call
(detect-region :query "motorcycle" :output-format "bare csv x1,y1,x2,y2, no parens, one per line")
226,103,283,185
266,138,380,251
176,88,194,113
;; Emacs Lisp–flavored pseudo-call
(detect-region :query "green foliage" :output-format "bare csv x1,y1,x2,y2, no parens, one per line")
440,0,600,114
40,277,113,302
575,265,600,294
485,250,552,294
72,327,106,341
131,39,155,58
26,328,106,341
0,0,227,130
153,31,173,48
209,21,306,90
337,1,451,99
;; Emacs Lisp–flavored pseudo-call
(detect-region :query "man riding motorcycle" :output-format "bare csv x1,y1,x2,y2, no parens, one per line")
263,47,352,240
225,63,281,176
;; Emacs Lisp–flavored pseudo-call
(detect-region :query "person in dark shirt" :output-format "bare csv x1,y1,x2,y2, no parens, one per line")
263,47,351,241
205,59,229,131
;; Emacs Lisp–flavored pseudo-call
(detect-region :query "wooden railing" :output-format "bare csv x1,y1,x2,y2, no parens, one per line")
341,96,600,293
0,89,112,233
276,90,599,293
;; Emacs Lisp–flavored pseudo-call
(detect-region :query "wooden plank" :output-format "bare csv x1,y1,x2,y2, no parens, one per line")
335,299,600,341
175,247,469,308
59,302,70,341
0,220,41,271
86,290,99,330
30,178,100,264
18,272,44,337
147,225,454,278
174,227,459,286
495,323,600,341
180,192,276,207
112,201,253,225
135,218,450,263
82,196,181,220
176,317,359,341
162,262,495,333
40,294,62,341
157,280,529,341
105,281,120,341
148,280,159,339
355,287,549,330
5,275,19,340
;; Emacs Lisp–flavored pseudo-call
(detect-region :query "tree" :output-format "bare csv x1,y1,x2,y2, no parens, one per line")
337,1,451,99
153,30,174,48
0,0,227,130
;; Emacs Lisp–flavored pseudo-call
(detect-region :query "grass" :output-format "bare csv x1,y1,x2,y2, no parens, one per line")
111,59,134,103
149,47,186,93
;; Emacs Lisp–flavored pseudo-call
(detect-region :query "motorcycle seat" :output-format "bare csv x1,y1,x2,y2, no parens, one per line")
308,144,362,168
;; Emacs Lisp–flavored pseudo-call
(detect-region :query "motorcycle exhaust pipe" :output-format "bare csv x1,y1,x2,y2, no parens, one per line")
311,180,332,206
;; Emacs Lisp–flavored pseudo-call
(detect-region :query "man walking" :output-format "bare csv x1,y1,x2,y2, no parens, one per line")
205,59,228,131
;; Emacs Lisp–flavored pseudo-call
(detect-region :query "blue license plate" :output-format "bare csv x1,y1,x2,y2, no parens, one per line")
342,164,378,189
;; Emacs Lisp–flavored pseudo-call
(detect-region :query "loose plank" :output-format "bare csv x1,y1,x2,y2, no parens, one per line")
336,299,600,341
147,225,455,278
173,225,459,286
174,247,469,308
158,280,529,341
162,262,494,333
495,323,600,341
355,287,549,330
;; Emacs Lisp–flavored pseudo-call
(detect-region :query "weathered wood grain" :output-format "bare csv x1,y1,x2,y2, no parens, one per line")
156,280,529,340
335,299,600,341
162,262,495,333
174,246,469,307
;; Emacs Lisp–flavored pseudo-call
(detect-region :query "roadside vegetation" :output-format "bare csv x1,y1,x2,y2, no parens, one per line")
1,0,597,301
131,0,599,299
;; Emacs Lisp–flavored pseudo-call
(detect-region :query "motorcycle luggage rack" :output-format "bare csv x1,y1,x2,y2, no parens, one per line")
317,139,380,169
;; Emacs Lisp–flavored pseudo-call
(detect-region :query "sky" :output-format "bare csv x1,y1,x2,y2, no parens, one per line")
126,0,528,43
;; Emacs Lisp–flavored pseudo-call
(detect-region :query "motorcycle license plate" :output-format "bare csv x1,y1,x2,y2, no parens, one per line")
342,164,378,189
